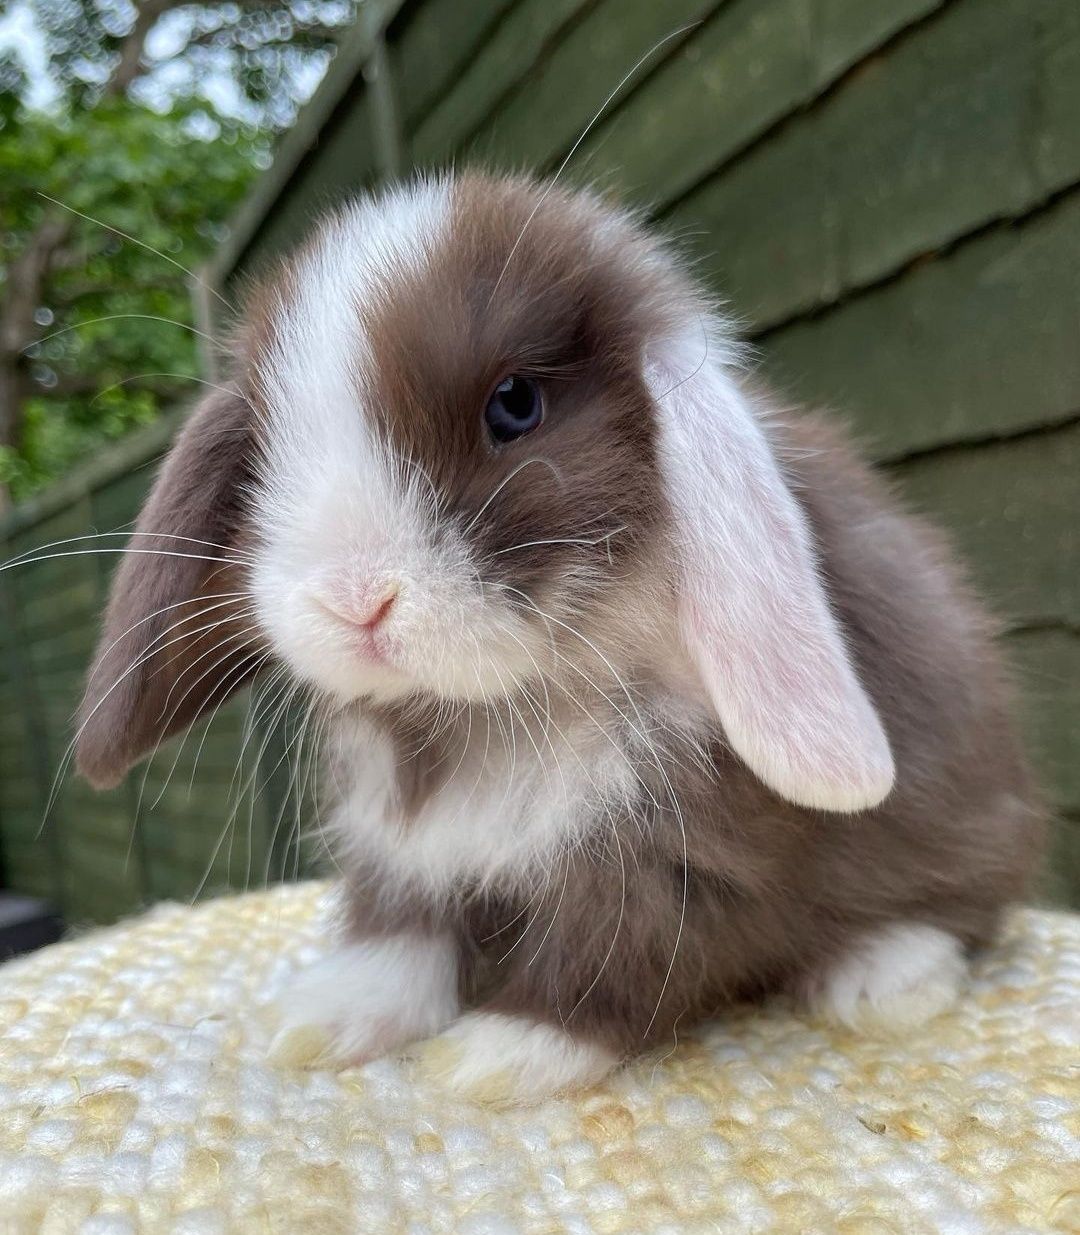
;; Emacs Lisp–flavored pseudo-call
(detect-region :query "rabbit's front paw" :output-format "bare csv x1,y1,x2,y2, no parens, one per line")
268,934,459,1068
814,923,964,1031
416,1011,617,1105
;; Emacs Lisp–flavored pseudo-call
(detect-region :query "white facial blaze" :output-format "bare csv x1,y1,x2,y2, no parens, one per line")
247,179,533,703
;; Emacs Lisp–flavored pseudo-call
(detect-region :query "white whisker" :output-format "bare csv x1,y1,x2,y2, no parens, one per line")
2,532,253,572
37,191,235,316
2,547,249,574
90,373,253,411
29,313,217,351
486,22,699,307
462,456,564,538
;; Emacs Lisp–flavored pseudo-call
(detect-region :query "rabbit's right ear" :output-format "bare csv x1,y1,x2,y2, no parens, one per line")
76,387,262,788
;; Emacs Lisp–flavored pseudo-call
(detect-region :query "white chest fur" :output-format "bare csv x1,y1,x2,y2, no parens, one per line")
326,709,637,899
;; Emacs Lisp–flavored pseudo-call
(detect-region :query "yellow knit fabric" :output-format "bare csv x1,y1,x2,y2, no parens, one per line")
1,884,1077,1235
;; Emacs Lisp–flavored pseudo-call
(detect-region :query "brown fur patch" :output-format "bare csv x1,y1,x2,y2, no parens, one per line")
334,406,1043,1053
356,173,667,599
76,172,1043,1060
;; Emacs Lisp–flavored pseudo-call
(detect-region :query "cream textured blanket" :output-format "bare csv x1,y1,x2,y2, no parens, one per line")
1,884,1077,1235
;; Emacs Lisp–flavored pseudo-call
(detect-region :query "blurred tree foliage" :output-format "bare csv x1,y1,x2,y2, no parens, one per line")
0,0,356,506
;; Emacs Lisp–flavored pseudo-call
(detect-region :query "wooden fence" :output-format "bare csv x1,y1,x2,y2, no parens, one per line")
2,0,1078,923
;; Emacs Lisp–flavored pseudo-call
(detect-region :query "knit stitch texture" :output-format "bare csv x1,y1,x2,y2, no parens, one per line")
1,884,1077,1234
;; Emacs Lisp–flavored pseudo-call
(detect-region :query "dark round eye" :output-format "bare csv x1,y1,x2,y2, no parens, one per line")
484,376,543,444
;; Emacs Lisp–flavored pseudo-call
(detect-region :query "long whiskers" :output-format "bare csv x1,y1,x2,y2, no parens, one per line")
2,532,254,573
36,594,258,838
494,582,689,1032
462,456,564,538
489,527,627,558
37,191,235,317
1,546,251,575
90,373,253,411
485,22,699,308
29,314,218,351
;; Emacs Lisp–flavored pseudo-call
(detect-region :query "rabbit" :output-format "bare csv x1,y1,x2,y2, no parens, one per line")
75,171,1043,1104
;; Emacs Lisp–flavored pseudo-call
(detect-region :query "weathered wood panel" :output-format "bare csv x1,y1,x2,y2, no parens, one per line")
761,188,1080,458
1043,816,1080,908
463,0,710,173
2,0,1078,916
409,0,593,166
892,422,1080,627
890,424,1079,819
664,0,1080,329
391,0,517,135
230,91,379,282
578,0,944,209
1006,628,1080,817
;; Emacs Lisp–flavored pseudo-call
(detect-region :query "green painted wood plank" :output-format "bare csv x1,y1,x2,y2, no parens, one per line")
668,0,1079,331
391,0,519,135
205,0,409,290
891,422,1080,627
61,791,139,848
465,0,710,173
230,91,379,283
0,840,58,903
15,580,97,632
0,409,183,542
813,0,942,81
8,501,95,551
6,557,96,599
1034,0,1080,191
0,780,37,812
762,189,1080,457
27,634,96,671
59,833,145,923
0,568,66,907
1041,815,1080,909
1006,628,1080,818
410,0,593,166
90,465,156,531
578,0,943,209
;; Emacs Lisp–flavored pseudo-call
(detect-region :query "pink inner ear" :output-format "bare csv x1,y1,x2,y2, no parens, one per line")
648,330,894,813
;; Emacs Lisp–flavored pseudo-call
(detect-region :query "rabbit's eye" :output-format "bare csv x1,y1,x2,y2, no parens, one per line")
484,376,543,444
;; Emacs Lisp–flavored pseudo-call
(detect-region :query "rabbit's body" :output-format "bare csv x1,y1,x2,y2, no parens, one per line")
294,411,1038,1099
76,173,1041,1102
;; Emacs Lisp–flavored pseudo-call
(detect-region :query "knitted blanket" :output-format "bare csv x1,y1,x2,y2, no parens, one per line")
1,884,1077,1234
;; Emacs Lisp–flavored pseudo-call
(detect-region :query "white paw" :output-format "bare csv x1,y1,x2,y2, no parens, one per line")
268,934,459,1068
415,1011,617,1105
815,922,965,1031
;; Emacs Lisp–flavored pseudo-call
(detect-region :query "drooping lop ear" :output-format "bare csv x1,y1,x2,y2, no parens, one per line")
646,327,894,812
76,387,262,789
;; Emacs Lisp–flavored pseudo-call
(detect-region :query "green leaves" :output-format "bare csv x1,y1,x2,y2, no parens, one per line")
0,0,357,504
2,100,259,499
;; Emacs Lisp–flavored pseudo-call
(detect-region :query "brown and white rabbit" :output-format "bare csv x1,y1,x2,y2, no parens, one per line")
76,172,1042,1103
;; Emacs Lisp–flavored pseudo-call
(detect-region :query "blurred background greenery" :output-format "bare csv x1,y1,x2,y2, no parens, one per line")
0,0,355,505
0,0,1077,931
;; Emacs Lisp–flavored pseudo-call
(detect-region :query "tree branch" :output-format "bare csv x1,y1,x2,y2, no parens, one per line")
0,216,72,357
105,0,190,96
184,23,345,51
0,211,74,460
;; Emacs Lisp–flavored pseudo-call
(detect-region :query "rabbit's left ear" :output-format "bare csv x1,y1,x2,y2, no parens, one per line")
646,329,894,812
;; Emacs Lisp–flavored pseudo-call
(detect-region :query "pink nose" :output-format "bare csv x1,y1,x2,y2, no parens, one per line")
359,588,398,630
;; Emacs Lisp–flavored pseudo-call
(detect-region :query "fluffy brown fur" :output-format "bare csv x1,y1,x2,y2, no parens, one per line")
75,171,1043,1076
